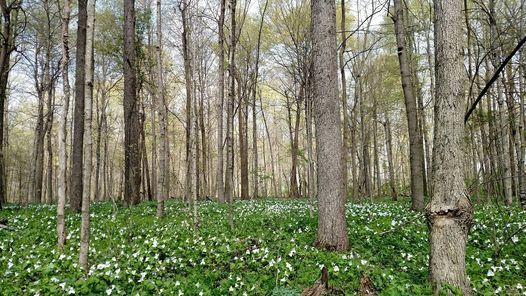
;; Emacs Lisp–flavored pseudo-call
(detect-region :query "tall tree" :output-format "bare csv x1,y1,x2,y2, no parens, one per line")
391,0,425,211
155,0,167,217
79,0,96,271
57,0,71,250
427,0,473,293
0,0,22,209
225,0,236,229
215,0,226,202
312,0,348,251
181,0,198,227
123,0,141,207
70,0,88,212
251,0,268,199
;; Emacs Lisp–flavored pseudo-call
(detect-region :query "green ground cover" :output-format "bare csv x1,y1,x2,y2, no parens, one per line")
0,200,525,295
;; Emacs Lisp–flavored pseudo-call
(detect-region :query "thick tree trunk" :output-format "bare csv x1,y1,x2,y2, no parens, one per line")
427,0,473,293
312,0,348,251
57,0,71,250
391,0,425,210
123,0,141,207
71,0,88,212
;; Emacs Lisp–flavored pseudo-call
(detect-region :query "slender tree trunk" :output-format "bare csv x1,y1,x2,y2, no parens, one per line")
312,0,348,251
215,0,226,202
83,0,95,204
489,0,513,205
339,0,349,189
79,0,96,271
155,0,167,216
181,0,198,227
391,0,425,210
384,115,397,200
239,86,249,200
427,0,473,293
0,0,20,209
57,0,71,249
45,76,54,204
71,0,88,212
123,0,141,207
225,0,237,229
251,0,268,199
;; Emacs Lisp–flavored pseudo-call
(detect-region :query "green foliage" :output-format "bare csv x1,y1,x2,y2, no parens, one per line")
0,200,525,295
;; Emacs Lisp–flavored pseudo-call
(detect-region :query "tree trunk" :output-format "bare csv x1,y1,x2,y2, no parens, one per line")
427,0,473,293
181,0,198,227
155,0,167,216
383,115,397,201
251,0,268,199
71,0,88,212
123,0,141,207
312,0,348,251
79,0,96,271
215,0,226,202
391,0,425,210
339,0,349,190
57,0,71,250
225,0,237,229
0,0,20,209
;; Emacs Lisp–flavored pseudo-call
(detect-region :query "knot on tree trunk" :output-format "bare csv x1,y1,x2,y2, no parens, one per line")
425,194,473,231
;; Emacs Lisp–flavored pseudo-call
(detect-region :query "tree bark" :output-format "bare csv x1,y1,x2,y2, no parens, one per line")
155,0,168,216
57,0,71,250
339,0,349,190
383,115,397,201
391,0,425,210
70,0,88,212
123,0,141,207
225,0,237,229
427,0,473,293
79,0,96,271
312,0,348,251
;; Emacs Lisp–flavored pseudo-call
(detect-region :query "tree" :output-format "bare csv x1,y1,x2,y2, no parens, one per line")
215,0,226,202
427,0,473,293
57,0,71,250
391,0,425,211
79,0,96,271
0,0,22,209
312,0,348,251
180,0,198,227
70,0,88,212
225,0,236,229
155,0,167,217
123,0,141,207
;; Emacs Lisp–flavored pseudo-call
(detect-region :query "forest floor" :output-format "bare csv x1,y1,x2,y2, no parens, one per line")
0,199,525,295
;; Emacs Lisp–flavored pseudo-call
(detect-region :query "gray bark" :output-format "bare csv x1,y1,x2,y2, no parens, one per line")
312,0,348,251
427,0,473,293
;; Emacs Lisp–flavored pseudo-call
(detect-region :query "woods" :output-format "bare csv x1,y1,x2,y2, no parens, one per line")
0,0,525,294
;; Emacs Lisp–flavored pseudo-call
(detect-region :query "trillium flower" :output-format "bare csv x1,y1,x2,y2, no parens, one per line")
487,269,495,277
333,265,339,272
511,236,519,243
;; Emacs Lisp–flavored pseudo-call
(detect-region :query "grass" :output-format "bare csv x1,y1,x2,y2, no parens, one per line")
0,199,525,295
